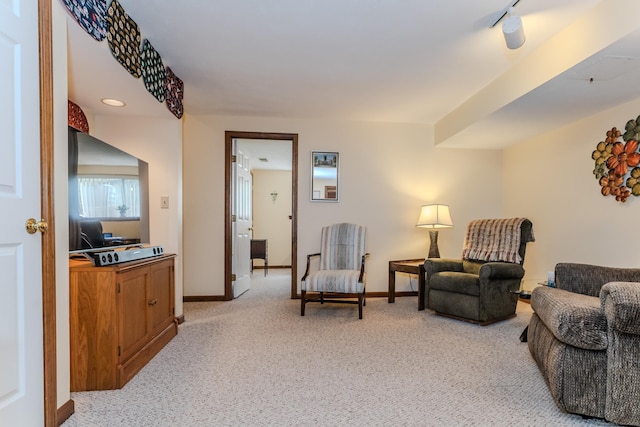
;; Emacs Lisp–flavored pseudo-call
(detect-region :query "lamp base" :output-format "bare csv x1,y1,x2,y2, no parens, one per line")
428,230,440,258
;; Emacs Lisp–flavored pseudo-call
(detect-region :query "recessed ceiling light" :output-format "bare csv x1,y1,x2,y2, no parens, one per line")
101,98,126,107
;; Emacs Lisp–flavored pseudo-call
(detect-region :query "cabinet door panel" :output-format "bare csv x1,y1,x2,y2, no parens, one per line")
119,268,150,361
149,259,175,335
70,270,118,391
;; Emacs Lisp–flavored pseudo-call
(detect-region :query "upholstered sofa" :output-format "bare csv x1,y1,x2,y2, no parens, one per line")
527,263,640,426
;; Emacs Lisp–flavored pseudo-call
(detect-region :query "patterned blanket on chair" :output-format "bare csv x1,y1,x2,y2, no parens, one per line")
461,218,534,264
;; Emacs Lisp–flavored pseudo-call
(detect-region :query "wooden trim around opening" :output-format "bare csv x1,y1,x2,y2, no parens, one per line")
224,131,298,301
39,1,58,426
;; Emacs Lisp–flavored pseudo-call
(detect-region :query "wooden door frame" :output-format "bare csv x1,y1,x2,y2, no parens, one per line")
224,131,298,300
39,1,57,426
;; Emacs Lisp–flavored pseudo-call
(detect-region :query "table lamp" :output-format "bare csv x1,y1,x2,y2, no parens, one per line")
416,204,453,258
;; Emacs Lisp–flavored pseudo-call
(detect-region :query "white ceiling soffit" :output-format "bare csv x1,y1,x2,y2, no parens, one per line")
436,0,640,149
566,55,640,82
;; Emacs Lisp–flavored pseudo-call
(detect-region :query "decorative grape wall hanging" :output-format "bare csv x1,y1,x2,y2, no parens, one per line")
592,115,640,202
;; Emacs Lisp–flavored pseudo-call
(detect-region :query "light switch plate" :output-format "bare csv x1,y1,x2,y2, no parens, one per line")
161,195,169,209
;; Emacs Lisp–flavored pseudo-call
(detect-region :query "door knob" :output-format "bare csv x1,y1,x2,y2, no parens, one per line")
25,218,48,234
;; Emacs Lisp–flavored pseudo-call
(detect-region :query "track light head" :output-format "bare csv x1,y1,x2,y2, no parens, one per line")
502,12,525,49
489,1,526,50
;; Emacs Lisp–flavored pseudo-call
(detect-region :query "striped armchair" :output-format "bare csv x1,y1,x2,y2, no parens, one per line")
301,223,369,319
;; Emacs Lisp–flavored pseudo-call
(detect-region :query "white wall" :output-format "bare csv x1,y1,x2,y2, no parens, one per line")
504,97,640,290
183,114,504,296
92,115,184,315
252,169,292,267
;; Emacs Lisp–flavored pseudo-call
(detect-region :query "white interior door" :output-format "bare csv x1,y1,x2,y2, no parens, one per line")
232,140,252,298
0,1,44,425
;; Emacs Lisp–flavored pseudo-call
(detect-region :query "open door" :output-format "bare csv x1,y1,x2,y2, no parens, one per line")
0,1,47,425
231,139,251,298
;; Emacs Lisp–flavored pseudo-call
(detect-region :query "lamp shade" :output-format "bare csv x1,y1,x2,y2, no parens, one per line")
416,204,453,229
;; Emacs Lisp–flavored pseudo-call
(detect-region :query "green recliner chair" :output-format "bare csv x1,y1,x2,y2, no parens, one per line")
423,218,534,325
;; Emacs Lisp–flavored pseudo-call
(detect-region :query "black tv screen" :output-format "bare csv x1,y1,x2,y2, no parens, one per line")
68,127,150,253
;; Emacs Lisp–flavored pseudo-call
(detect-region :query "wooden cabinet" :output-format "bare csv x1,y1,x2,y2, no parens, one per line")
69,254,177,391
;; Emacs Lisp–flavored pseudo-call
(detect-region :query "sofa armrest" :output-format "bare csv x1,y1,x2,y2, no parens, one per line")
601,282,640,336
601,281,640,425
479,262,524,280
424,258,463,275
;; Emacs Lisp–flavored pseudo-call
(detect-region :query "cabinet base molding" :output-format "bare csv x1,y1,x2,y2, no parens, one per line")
118,320,178,387
56,399,74,426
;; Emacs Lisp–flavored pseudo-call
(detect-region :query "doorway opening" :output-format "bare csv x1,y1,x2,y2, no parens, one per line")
224,131,298,300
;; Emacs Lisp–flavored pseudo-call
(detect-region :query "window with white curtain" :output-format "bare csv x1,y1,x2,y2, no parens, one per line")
78,175,141,219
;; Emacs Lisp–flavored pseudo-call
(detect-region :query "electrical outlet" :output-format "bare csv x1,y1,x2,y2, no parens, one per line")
160,195,169,209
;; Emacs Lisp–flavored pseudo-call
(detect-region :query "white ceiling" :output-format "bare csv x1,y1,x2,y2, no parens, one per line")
67,0,640,155
237,139,293,171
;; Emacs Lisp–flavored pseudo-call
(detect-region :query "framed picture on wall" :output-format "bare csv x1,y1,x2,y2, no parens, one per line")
311,151,339,202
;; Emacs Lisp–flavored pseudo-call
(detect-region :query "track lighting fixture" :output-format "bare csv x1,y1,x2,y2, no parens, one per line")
490,0,526,50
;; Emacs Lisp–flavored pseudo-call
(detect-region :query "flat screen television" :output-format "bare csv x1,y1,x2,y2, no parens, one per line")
68,126,150,254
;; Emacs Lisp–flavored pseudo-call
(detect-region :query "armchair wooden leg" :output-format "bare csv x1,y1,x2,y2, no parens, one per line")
358,292,363,319
301,290,306,316
320,292,324,304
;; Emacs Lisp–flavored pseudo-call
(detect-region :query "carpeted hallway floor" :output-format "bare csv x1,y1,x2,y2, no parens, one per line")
62,269,609,426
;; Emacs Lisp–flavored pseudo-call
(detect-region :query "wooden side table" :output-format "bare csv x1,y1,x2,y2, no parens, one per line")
388,259,426,311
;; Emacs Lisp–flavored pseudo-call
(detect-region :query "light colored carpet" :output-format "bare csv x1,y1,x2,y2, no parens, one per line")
63,270,609,426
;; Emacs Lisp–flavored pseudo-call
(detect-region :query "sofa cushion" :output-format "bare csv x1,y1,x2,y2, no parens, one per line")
430,272,480,296
531,286,607,350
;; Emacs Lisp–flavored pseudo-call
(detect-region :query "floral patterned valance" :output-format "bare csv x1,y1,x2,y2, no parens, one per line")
61,0,184,118
106,0,142,79
61,0,107,41
68,100,89,133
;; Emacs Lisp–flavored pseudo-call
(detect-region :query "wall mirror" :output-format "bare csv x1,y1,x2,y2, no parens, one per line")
68,127,150,253
311,151,339,202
